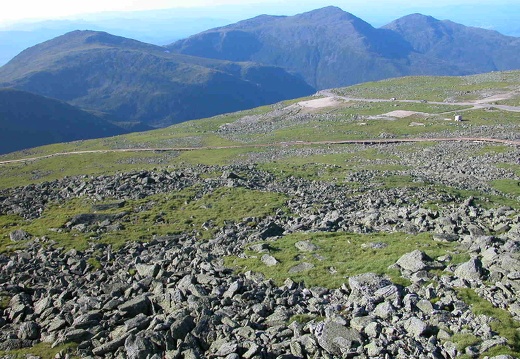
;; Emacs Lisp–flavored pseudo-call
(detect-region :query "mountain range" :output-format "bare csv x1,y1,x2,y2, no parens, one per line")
0,6,519,154
169,6,520,89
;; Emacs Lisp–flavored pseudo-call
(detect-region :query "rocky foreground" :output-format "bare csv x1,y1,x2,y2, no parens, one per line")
0,142,519,359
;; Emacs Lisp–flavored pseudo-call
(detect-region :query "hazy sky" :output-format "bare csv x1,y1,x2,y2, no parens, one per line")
0,0,509,25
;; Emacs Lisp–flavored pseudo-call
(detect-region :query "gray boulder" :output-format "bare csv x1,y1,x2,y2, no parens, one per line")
396,250,434,273
261,254,279,267
119,295,152,317
258,222,284,239
315,321,363,356
454,258,485,281
295,240,318,252
170,315,195,341
404,317,429,337
135,263,160,278
9,229,31,242
288,262,314,273
125,334,156,359
18,321,40,340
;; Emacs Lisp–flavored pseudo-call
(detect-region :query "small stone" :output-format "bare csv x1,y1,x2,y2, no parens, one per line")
9,229,31,242
295,240,318,252
261,254,279,267
288,262,314,273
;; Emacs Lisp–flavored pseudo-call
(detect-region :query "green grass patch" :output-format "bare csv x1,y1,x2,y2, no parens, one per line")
0,197,100,253
176,147,260,165
0,151,180,190
333,72,520,102
226,232,460,288
87,257,102,270
451,333,482,351
0,293,10,310
0,342,77,359
0,186,289,252
475,145,514,155
491,179,520,197
459,108,520,126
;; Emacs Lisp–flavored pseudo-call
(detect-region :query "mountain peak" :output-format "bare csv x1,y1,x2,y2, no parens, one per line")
296,6,358,21
383,13,441,30
53,30,158,51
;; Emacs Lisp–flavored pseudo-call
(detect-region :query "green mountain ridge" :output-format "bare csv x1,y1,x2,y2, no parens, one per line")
0,30,315,128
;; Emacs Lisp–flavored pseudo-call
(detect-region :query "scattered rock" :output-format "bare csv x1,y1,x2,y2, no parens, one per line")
9,229,31,242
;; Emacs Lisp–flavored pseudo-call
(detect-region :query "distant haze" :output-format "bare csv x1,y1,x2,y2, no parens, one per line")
0,0,517,27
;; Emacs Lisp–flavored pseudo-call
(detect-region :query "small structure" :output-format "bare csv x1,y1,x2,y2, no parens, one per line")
454,115,463,122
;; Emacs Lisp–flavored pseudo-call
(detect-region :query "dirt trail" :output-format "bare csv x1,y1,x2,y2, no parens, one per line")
0,137,518,166
316,90,520,113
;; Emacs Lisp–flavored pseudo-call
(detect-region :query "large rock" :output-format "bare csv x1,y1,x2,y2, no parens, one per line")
135,263,160,278
315,321,363,356
119,295,152,317
454,258,485,281
258,222,284,239
125,333,156,359
93,333,131,356
396,250,434,273
18,321,40,340
170,315,195,341
404,317,429,337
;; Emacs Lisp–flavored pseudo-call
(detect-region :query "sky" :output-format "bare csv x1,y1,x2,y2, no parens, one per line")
0,0,510,26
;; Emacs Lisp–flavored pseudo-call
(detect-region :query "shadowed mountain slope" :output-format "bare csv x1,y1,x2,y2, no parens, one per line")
0,88,129,154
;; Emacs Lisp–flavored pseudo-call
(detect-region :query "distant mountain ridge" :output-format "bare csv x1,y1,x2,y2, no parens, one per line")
0,88,129,154
0,30,314,128
169,6,520,89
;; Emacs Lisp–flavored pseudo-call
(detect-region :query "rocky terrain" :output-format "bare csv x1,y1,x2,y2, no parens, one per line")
0,71,519,358
0,137,519,359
